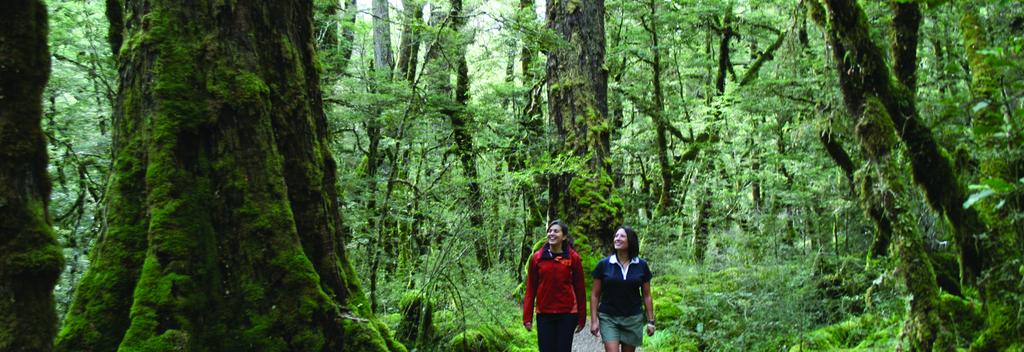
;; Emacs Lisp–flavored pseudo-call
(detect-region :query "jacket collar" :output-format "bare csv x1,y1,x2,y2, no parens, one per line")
541,243,572,260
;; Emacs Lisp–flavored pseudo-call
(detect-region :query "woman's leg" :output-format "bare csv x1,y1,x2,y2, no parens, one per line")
621,344,637,352
555,313,576,351
603,341,620,352
536,314,556,352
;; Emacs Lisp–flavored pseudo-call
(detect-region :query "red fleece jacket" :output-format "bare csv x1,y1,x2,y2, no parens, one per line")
522,247,586,327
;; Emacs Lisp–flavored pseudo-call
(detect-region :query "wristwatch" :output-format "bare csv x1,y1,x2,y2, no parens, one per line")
647,320,655,326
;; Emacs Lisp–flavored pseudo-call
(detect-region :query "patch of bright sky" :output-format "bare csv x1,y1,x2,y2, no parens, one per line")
350,0,546,92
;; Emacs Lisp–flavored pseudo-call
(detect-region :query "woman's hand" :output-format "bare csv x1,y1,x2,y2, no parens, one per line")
524,322,532,331
646,322,655,336
590,320,600,336
575,323,585,333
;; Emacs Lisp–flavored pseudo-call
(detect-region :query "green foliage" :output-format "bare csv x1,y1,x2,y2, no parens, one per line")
789,313,900,351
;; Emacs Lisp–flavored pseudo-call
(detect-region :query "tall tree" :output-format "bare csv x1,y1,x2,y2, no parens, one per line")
55,2,403,351
0,1,64,350
643,0,674,211
446,0,491,270
366,0,394,314
397,0,424,82
547,0,623,250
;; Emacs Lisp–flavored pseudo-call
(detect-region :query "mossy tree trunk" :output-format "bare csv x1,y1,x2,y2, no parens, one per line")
890,1,920,93
855,99,952,350
959,3,1024,349
693,186,712,264
0,1,64,351
811,0,1023,348
55,2,404,351
547,0,623,251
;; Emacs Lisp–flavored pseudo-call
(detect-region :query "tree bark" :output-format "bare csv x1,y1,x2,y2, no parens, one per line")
373,0,395,75
0,2,64,350
55,2,403,351
397,0,424,82
959,3,1024,349
716,12,735,94
339,0,358,73
891,1,921,93
855,98,951,351
547,0,622,251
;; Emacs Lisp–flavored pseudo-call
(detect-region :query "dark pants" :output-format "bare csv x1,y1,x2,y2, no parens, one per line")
536,313,576,352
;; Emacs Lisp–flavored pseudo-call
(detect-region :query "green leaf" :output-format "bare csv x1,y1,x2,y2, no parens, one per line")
982,177,1015,193
963,188,996,209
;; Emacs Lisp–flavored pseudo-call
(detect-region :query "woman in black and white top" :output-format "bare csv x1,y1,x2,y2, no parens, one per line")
589,225,655,352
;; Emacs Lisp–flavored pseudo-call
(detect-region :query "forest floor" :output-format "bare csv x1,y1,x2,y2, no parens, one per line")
572,319,644,352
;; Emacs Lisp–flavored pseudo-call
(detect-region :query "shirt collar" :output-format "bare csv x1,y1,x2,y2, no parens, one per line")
609,255,639,264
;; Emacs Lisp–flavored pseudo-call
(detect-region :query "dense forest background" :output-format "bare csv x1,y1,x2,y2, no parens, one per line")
2,0,1022,350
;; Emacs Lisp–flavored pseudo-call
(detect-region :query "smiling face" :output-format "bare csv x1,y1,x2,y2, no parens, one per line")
613,228,629,251
547,223,566,248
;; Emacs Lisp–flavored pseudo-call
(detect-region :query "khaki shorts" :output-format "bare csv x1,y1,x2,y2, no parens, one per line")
598,312,645,347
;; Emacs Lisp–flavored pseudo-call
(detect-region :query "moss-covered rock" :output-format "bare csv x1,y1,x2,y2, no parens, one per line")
396,291,436,348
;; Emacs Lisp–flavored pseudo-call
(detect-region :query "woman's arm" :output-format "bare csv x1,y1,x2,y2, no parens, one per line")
523,256,538,331
572,255,587,332
642,281,655,336
589,278,602,336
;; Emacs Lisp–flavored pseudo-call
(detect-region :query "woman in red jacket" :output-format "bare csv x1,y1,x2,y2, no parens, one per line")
523,220,586,352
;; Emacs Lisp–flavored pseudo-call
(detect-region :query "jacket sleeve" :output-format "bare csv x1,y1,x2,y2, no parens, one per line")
573,252,587,326
523,253,539,325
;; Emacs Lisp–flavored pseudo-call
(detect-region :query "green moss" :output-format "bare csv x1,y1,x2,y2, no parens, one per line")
207,68,270,103
339,318,393,352
449,325,507,352
397,291,435,347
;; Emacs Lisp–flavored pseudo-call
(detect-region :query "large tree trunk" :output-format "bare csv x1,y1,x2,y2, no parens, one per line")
0,2,64,351
547,0,622,251
55,2,403,351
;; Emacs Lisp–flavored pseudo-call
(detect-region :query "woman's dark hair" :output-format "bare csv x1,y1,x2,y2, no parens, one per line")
548,219,573,248
615,225,640,259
